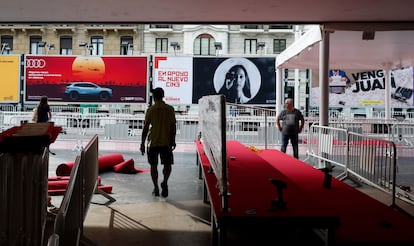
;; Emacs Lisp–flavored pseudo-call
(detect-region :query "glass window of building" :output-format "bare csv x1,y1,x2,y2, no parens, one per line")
60,36,72,55
273,39,286,53
30,35,43,54
120,36,133,55
194,34,215,56
155,38,168,53
1,35,13,54
91,36,104,56
244,39,257,54
241,24,263,29
150,24,172,29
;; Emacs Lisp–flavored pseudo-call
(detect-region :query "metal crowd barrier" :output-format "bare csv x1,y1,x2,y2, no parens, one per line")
0,148,49,245
305,124,402,208
225,103,310,149
0,106,285,148
1,106,413,211
3,106,412,151
305,124,349,171
390,123,414,145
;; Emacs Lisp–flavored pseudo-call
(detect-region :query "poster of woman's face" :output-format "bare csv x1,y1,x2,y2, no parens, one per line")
192,57,276,104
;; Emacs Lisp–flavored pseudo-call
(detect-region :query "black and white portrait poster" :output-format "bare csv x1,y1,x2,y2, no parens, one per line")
192,57,276,104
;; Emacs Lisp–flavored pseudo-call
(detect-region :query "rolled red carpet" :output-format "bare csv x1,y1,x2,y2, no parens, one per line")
56,153,126,176
113,159,149,174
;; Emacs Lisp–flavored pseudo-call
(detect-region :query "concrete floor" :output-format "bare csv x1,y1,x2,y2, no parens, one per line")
45,138,414,246
46,140,216,246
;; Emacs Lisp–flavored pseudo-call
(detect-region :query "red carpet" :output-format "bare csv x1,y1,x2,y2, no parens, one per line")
197,140,414,245
257,148,414,244
56,153,149,176
47,176,113,195
113,158,149,174
52,153,149,196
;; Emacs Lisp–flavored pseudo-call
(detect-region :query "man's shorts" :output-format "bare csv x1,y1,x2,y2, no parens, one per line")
147,146,174,166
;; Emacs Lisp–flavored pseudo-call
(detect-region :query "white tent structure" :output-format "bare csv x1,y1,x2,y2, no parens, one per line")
276,23,414,124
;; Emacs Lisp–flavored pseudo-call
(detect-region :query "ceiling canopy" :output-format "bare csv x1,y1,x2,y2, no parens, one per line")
0,0,413,23
277,24,414,70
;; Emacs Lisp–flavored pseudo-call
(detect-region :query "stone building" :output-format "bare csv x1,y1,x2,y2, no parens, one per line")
0,23,311,111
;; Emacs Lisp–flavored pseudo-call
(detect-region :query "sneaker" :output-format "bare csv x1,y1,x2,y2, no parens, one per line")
161,182,168,197
152,189,160,197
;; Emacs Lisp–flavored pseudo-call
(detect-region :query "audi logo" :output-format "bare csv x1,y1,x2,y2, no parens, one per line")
26,59,46,68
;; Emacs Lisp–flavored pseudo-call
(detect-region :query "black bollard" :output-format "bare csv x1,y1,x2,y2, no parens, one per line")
320,167,332,189
269,178,287,209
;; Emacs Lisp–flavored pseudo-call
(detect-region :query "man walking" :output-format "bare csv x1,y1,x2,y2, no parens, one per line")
140,87,177,197
276,98,305,159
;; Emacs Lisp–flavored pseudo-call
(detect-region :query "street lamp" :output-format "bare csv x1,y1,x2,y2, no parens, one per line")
37,41,47,54
79,42,93,55
257,42,266,55
46,43,55,55
170,42,180,55
214,42,222,56
1,42,10,54
37,41,47,47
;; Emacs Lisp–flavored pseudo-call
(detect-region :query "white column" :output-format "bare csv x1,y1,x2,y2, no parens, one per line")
276,68,283,116
383,64,392,120
294,68,300,108
319,29,330,126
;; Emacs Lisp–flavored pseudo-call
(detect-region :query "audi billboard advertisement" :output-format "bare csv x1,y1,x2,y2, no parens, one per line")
25,55,148,103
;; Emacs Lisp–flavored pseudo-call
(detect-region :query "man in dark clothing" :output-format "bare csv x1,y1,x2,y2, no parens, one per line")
276,98,305,159
140,87,177,197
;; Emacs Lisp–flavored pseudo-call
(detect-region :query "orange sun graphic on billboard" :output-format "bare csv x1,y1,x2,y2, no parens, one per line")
72,56,105,81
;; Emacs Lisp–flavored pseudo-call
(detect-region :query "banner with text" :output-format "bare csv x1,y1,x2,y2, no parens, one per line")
153,56,193,105
311,67,414,107
0,55,20,103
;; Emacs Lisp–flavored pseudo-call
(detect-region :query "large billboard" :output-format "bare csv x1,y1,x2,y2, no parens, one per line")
25,55,148,103
192,57,276,104
311,67,414,107
0,55,20,103
153,56,193,105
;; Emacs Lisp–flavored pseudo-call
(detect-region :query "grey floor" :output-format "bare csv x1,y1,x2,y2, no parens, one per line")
45,139,414,246
46,142,215,246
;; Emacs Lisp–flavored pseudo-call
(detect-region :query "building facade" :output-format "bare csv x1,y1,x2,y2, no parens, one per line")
0,23,310,112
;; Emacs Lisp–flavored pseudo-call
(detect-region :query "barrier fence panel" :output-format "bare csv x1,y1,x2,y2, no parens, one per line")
306,124,399,207
1,106,413,208
346,132,397,205
390,123,414,157
305,124,348,174
0,148,49,245
176,116,199,143
0,104,17,112
225,103,280,149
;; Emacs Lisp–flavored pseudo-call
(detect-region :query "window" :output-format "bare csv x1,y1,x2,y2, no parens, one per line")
155,38,168,53
149,24,172,29
60,36,72,55
269,24,292,30
91,36,104,55
241,24,263,29
120,36,133,55
244,39,257,54
1,35,13,54
30,35,43,54
273,39,286,53
194,34,215,56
